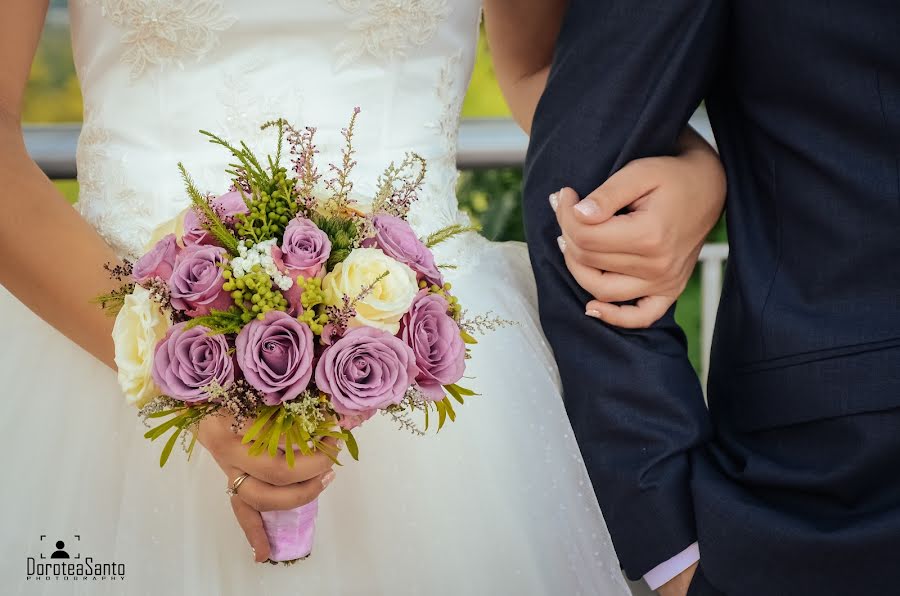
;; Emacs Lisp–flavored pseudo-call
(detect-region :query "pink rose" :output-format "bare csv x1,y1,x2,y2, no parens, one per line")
315,327,418,416
133,233,180,283
400,290,466,400
235,311,315,405
168,245,232,316
151,323,234,404
363,214,443,287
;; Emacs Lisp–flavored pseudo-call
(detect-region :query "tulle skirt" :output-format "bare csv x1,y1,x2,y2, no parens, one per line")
0,239,629,595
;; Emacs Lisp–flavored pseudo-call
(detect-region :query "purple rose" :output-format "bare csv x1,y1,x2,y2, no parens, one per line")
363,215,443,286
183,191,249,246
151,322,234,403
168,244,232,316
315,327,419,416
236,311,315,405
400,291,466,400
280,217,331,279
133,233,180,283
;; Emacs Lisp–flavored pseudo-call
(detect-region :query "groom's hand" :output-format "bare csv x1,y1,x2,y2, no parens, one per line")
657,562,698,596
552,149,724,328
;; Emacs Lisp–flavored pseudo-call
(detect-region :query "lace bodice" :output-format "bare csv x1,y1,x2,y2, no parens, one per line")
70,0,482,261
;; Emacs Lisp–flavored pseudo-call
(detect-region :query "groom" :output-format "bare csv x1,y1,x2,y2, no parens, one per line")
524,1,900,595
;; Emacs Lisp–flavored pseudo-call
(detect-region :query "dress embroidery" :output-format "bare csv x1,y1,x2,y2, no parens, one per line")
335,0,451,69
83,0,236,80
409,49,483,274
75,112,154,258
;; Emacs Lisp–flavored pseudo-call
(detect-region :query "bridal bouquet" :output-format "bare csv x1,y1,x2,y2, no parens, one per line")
96,110,490,562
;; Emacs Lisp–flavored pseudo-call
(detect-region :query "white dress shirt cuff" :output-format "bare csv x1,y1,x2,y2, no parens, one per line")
643,541,700,591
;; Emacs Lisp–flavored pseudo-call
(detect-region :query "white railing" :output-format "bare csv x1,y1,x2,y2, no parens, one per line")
699,243,728,388
23,112,727,383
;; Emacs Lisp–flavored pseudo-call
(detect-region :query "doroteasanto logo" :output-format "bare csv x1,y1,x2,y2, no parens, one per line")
26,535,126,582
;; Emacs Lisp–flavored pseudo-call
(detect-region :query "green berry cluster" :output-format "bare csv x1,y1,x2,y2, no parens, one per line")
223,266,289,322
297,277,329,334
235,166,299,243
420,280,462,319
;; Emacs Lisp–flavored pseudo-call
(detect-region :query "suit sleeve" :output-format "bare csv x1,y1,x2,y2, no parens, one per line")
522,0,727,580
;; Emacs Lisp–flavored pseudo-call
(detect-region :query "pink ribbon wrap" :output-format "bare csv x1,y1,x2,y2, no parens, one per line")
260,499,319,562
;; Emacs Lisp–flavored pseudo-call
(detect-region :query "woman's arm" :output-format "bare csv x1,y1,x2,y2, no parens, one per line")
483,0,568,134
0,0,119,367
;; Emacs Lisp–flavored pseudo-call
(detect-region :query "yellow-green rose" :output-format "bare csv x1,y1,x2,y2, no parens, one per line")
112,286,171,407
322,248,418,334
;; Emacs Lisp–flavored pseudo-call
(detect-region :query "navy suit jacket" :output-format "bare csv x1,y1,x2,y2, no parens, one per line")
524,2,900,594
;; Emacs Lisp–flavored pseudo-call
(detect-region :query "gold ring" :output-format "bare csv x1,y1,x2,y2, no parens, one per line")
226,472,250,497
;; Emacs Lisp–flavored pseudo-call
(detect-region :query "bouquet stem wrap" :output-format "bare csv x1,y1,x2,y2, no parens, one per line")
260,499,319,562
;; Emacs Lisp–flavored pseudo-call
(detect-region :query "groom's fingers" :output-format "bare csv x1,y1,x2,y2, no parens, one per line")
230,494,272,562
585,296,675,329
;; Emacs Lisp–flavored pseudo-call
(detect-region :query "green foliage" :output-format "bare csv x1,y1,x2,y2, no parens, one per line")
423,223,481,248
457,168,526,242
310,213,359,269
143,402,218,467
241,404,351,467
178,163,240,254
297,277,329,334
184,309,245,335
224,265,290,323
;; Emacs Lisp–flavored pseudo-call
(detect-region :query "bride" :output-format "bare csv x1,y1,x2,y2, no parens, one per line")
0,1,725,594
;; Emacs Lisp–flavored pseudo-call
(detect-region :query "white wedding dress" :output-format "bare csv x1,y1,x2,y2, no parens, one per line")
0,1,629,594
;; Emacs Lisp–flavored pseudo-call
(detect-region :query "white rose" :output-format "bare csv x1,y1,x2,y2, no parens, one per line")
112,286,171,407
322,247,418,334
144,208,189,252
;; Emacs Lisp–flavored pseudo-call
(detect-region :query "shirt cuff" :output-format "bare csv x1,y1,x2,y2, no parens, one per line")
643,542,700,591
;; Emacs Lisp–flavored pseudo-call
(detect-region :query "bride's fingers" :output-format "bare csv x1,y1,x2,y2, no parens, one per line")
563,250,657,303
235,470,336,513
559,236,649,277
225,437,339,487
230,494,271,562
556,187,646,254
585,296,675,329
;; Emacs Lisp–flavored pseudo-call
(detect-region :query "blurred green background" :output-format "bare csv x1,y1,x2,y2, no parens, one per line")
25,7,718,371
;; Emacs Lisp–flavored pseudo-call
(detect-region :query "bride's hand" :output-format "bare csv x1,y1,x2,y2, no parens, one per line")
552,128,726,328
198,413,338,562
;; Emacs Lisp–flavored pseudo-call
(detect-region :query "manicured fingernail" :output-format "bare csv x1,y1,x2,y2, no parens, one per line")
574,200,601,217
557,236,566,252
549,192,559,212
586,309,602,319
336,439,346,450
321,471,336,488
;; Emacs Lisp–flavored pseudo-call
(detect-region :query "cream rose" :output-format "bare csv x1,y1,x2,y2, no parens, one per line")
113,286,171,407
145,208,189,252
322,247,418,333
